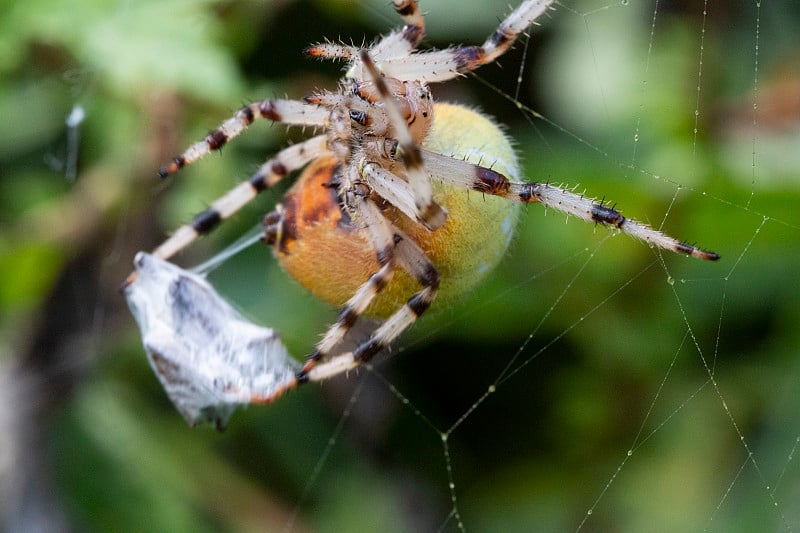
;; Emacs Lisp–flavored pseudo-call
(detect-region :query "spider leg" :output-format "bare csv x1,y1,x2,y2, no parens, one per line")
420,149,720,261
514,183,721,260
389,0,424,43
305,42,360,62
359,50,447,231
376,0,555,83
297,196,398,377
368,0,425,60
307,32,410,65
158,99,329,177
149,135,329,263
361,162,423,225
307,0,424,64
302,225,440,384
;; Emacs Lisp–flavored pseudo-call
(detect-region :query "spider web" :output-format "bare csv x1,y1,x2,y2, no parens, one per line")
253,1,798,531
1,0,797,531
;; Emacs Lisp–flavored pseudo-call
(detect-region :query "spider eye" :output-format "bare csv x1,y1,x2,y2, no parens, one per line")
349,110,369,126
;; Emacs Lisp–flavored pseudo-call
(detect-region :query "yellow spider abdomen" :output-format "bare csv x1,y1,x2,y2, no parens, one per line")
274,103,521,318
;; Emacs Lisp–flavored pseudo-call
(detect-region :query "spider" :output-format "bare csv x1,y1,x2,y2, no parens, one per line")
126,0,718,406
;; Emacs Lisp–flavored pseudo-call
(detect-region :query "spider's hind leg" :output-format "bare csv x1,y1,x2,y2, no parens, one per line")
296,197,399,377
302,226,440,384
353,228,439,364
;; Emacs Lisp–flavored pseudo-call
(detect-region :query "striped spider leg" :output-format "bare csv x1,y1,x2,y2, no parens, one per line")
158,99,329,178
310,0,556,83
301,226,439,386
419,151,721,261
147,134,330,264
121,98,331,283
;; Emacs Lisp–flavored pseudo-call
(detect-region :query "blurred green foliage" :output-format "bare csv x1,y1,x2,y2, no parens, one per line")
1,0,798,531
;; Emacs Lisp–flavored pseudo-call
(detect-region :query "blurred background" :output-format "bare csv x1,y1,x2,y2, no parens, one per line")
1,0,798,531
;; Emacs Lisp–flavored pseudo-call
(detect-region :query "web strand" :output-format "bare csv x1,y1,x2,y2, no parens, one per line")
81,1,800,531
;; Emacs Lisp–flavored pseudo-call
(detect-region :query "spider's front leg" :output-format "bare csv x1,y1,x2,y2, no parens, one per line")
373,0,556,83
306,0,425,67
515,183,720,260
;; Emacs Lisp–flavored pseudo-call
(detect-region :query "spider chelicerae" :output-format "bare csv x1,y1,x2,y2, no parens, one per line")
126,0,719,411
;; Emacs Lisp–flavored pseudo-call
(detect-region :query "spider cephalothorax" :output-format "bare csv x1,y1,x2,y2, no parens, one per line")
125,0,718,416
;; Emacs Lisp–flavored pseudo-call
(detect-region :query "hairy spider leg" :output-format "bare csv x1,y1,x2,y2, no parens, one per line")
294,198,398,375
296,214,440,383
419,150,720,261
306,0,424,64
373,0,556,83
309,0,555,84
122,134,331,288
158,99,328,178
389,0,424,43
368,0,425,60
